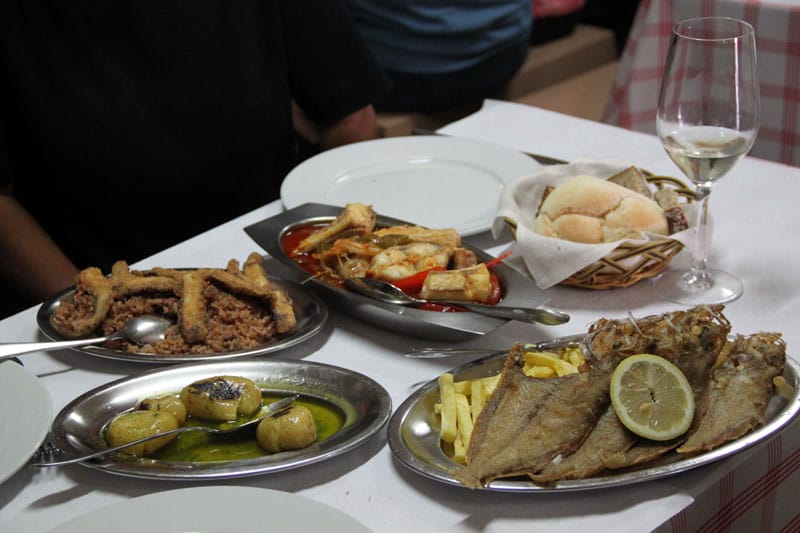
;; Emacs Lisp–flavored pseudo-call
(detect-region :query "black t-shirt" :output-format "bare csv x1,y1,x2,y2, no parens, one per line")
0,0,389,270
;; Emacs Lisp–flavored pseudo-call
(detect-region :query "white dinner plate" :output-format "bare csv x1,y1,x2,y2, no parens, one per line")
50,486,370,533
281,136,540,236
0,361,51,485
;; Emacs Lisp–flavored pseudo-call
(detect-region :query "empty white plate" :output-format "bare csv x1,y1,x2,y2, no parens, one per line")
281,136,539,236
50,486,370,532
0,361,51,486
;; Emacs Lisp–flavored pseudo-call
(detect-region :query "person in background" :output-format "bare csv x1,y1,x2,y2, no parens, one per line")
0,0,390,318
530,0,586,45
581,0,642,53
345,0,532,114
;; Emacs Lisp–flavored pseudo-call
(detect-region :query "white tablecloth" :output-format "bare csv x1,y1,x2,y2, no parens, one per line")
603,0,800,167
1,100,798,532
441,100,800,532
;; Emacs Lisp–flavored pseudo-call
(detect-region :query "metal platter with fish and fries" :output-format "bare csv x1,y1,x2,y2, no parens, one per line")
47,359,392,480
245,203,564,341
388,306,800,492
36,253,328,364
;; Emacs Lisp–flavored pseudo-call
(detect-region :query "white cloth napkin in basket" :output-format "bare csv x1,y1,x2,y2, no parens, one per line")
492,159,700,289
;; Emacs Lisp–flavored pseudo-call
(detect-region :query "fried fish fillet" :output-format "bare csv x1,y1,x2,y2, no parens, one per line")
242,253,296,334
179,270,210,343
155,256,297,340
677,332,786,455
531,405,636,483
458,305,732,488
585,304,730,390
455,343,617,489
111,261,178,296
580,304,732,473
50,267,115,337
49,254,296,354
601,437,683,470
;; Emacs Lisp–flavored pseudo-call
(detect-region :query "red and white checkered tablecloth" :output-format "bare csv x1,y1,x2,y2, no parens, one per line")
656,416,800,533
603,0,800,167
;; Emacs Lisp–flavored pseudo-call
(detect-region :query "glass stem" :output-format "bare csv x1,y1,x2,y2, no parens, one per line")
686,185,713,290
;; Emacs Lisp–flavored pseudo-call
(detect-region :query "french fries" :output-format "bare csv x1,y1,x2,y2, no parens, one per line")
454,394,473,464
435,344,585,464
774,375,794,401
437,373,458,443
523,351,579,376
435,373,498,464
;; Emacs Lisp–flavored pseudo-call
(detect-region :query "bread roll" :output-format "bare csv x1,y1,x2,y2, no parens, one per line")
534,175,668,244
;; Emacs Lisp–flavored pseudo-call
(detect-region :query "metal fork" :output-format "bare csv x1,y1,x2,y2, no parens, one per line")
31,440,61,465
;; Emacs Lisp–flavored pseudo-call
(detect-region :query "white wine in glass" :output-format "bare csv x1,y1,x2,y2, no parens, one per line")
653,17,759,305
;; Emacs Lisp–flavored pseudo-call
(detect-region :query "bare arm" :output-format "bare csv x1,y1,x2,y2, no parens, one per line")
319,104,380,149
293,103,381,151
0,193,79,303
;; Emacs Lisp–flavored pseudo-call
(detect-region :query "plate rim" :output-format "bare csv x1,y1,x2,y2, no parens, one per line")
50,485,371,533
0,360,52,485
36,275,328,364
387,339,800,493
49,358,392,480
280,135,540,236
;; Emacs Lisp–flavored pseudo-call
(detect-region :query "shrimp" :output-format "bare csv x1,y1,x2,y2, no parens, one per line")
318,237,382,279
367,242,453,280
319,238,382,263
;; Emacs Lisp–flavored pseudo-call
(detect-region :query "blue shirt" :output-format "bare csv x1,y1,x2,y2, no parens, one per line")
346,0,532,74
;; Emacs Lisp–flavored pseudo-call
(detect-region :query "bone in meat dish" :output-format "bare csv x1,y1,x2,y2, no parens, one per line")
49,252,297,355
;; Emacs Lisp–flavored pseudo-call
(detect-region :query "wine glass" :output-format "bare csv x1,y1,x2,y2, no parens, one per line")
653,17,759,305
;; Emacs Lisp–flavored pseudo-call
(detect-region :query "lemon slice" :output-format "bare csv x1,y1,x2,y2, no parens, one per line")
610,354,695,441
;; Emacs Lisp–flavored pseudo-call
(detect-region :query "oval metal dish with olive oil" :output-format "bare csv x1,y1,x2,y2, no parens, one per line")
49,359,392,480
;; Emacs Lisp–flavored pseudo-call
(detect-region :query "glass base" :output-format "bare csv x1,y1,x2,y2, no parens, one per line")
649,268,743,305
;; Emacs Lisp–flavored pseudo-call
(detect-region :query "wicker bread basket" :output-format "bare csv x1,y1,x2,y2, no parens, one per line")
505,173,695,290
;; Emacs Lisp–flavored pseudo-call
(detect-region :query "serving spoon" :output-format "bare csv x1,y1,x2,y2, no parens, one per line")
31,394,300,467
344,277,569,326
0,314,172,362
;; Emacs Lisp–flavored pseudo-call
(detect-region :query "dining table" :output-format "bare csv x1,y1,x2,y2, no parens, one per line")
602,0,800,168
1,100,798,532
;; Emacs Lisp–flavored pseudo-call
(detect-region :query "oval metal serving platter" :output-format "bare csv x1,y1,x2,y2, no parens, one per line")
387,336,800,492
245,203,556,341
49,359,392,480
36,277,328,363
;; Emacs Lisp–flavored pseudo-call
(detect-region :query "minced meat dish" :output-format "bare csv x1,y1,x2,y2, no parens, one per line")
49,253,297,355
